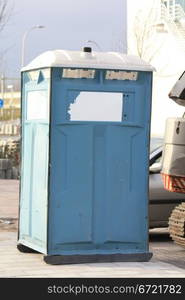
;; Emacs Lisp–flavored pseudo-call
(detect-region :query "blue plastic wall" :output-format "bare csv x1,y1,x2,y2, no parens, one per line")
19,67,152,256
47,68,152,256
18,70,50,253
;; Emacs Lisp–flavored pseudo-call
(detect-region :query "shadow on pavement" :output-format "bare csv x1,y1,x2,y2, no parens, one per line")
149,228,185,270
149,228,171,242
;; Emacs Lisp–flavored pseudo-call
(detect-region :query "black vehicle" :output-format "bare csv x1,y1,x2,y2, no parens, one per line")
149,137,185,228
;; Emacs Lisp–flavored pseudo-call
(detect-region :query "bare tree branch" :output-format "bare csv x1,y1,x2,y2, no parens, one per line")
134,1,164,62
0,0,13,73
0,0,11,33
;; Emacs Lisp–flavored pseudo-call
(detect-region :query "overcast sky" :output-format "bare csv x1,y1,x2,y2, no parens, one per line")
0,0,126,77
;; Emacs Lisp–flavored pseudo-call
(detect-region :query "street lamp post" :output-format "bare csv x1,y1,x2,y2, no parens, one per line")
21,25,45,68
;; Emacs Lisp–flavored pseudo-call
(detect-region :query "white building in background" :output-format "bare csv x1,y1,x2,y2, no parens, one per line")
127,0,185,136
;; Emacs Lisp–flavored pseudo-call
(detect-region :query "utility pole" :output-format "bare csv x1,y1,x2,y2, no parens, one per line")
0,74,5,100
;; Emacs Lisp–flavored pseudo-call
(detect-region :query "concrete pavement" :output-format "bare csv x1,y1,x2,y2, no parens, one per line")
0,180,185,278
0,230,185,278
0,180,19,219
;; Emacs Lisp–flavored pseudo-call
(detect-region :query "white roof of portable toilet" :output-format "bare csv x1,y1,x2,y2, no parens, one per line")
22,49,155,72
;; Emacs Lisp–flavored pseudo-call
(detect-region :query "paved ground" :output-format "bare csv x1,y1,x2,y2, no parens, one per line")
0,180,185,278
0,180,19,219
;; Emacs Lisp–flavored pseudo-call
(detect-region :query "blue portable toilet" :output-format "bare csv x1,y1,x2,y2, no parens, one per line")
17,47,154,264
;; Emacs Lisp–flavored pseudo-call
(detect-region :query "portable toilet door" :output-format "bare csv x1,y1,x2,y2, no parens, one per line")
17,48,154,264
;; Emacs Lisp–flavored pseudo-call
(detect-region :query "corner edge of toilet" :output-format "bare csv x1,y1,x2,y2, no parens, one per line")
17,47,154,264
